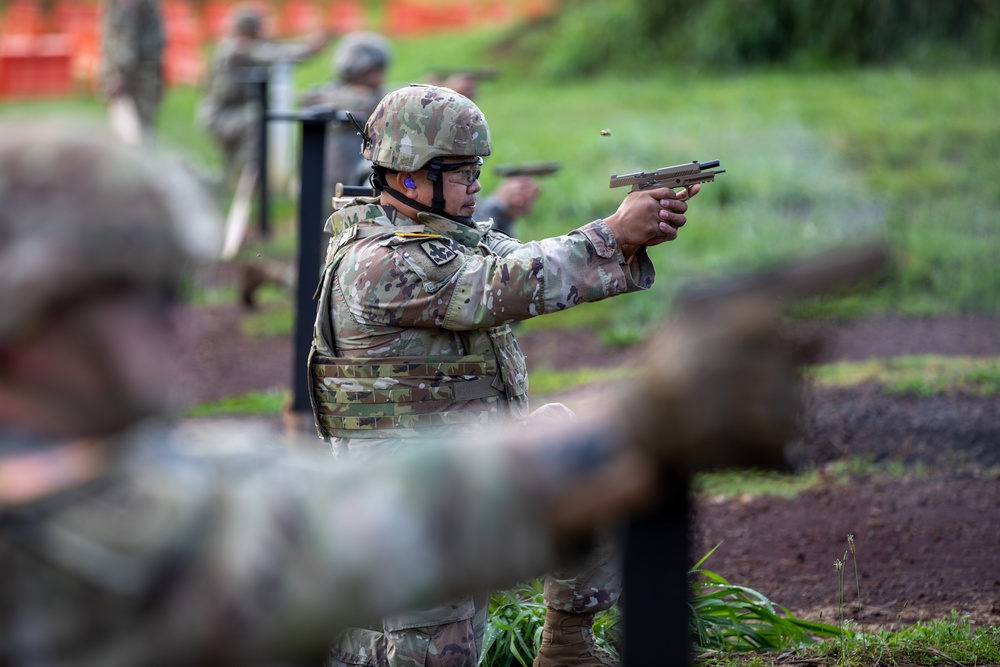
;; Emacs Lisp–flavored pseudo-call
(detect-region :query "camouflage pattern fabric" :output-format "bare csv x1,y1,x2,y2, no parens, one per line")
310,200,653,664
543,534,621,614
362,85,491,172
198,38,319,186
101,0,165,132
0,422,562,666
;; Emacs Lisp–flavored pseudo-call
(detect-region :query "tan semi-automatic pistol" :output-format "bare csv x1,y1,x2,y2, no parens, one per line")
610,160,725,193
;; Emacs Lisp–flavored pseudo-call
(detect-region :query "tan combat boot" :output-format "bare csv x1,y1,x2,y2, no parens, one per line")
532,609,620,667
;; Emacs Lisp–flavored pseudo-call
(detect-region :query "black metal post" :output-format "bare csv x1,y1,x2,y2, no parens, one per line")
256,76,271,240
265,106,352,414
621,472,692,666
291,117,327,412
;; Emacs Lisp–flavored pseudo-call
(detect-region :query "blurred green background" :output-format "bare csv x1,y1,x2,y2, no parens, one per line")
3,0,997,346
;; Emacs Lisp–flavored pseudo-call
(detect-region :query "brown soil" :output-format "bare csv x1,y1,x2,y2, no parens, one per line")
170,303,1000,629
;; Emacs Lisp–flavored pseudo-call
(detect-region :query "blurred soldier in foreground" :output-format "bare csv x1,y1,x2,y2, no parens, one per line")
198,3,331,190
0,120,815,665
310,84,702,667
101,0,165,144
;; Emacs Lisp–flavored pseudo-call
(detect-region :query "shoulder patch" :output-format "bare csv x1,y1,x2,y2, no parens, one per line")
420,239,457,266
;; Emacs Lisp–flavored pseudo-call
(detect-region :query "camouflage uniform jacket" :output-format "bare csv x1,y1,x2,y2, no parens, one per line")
0,422,560,666
310,200,655,441
100,0,164,109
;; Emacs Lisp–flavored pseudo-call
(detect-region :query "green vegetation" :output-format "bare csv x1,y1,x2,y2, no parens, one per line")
7,27,995,341
702,613,1000,666
483,547,839,667
184,388,287,418
525,365,636,397
694,458,929,501
811,355,1000,397
518,0,1000,75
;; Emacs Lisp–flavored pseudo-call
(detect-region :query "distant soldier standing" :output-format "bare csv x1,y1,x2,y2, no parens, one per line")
310,84,702,667
101,0,165,143
198,3,331,189
300,31,393,192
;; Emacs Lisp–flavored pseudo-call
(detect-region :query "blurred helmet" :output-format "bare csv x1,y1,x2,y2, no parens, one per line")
362,84,491,172
333,32,392,80
231,4,265,38
0,120,221,341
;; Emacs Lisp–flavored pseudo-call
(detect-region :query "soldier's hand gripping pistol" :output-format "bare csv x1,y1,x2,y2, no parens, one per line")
610,160,725,197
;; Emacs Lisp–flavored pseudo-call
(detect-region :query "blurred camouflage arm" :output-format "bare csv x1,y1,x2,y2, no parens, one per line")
29,432,564,663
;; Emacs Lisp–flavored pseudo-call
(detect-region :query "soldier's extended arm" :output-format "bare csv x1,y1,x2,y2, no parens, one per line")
426,67,501,82
609,160,725,195
493,162,561,178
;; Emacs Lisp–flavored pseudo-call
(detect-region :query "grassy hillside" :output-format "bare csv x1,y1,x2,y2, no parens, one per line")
5,27,997,344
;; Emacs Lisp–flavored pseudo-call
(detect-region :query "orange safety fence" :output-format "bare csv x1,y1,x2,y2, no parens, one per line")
0,1,72,97
0,34,73,97
329,1,366,34
0,0,555,98
54,2,102,87
163,0,206,85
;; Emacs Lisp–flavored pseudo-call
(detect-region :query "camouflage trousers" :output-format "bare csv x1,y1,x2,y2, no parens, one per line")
328,594,489,667
326,403,621,667
205,106,258,189
125,75,162,133
543,533,620,615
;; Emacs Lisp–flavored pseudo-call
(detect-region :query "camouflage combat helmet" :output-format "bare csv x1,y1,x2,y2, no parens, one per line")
231,3,265,38
0,120,220,340
362,83,491,173
333,32,392,81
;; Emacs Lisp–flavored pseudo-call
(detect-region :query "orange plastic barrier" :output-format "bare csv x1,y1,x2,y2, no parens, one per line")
0,34,74,97
163,0,206,85
204,0,238,39
53,3,102,86
1,0,44,36
280,0,321,35
329,1,366,34
385,0,477,36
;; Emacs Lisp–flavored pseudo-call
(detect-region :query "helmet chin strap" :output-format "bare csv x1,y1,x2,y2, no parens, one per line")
374,160,478,227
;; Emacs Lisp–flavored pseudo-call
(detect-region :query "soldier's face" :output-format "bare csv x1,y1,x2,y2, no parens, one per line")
412,157,482,218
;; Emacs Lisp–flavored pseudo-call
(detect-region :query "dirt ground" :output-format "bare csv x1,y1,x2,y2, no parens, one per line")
169,302,1000,629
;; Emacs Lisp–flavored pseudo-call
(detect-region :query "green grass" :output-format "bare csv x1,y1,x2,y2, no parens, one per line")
704,613,1000,667
482,546,840,667
810,355,1000,396
183,387,287,418
695,458,931,501
526,365,637,398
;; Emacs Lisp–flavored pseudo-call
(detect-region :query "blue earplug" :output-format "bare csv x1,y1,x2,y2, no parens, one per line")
404,177,416,189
